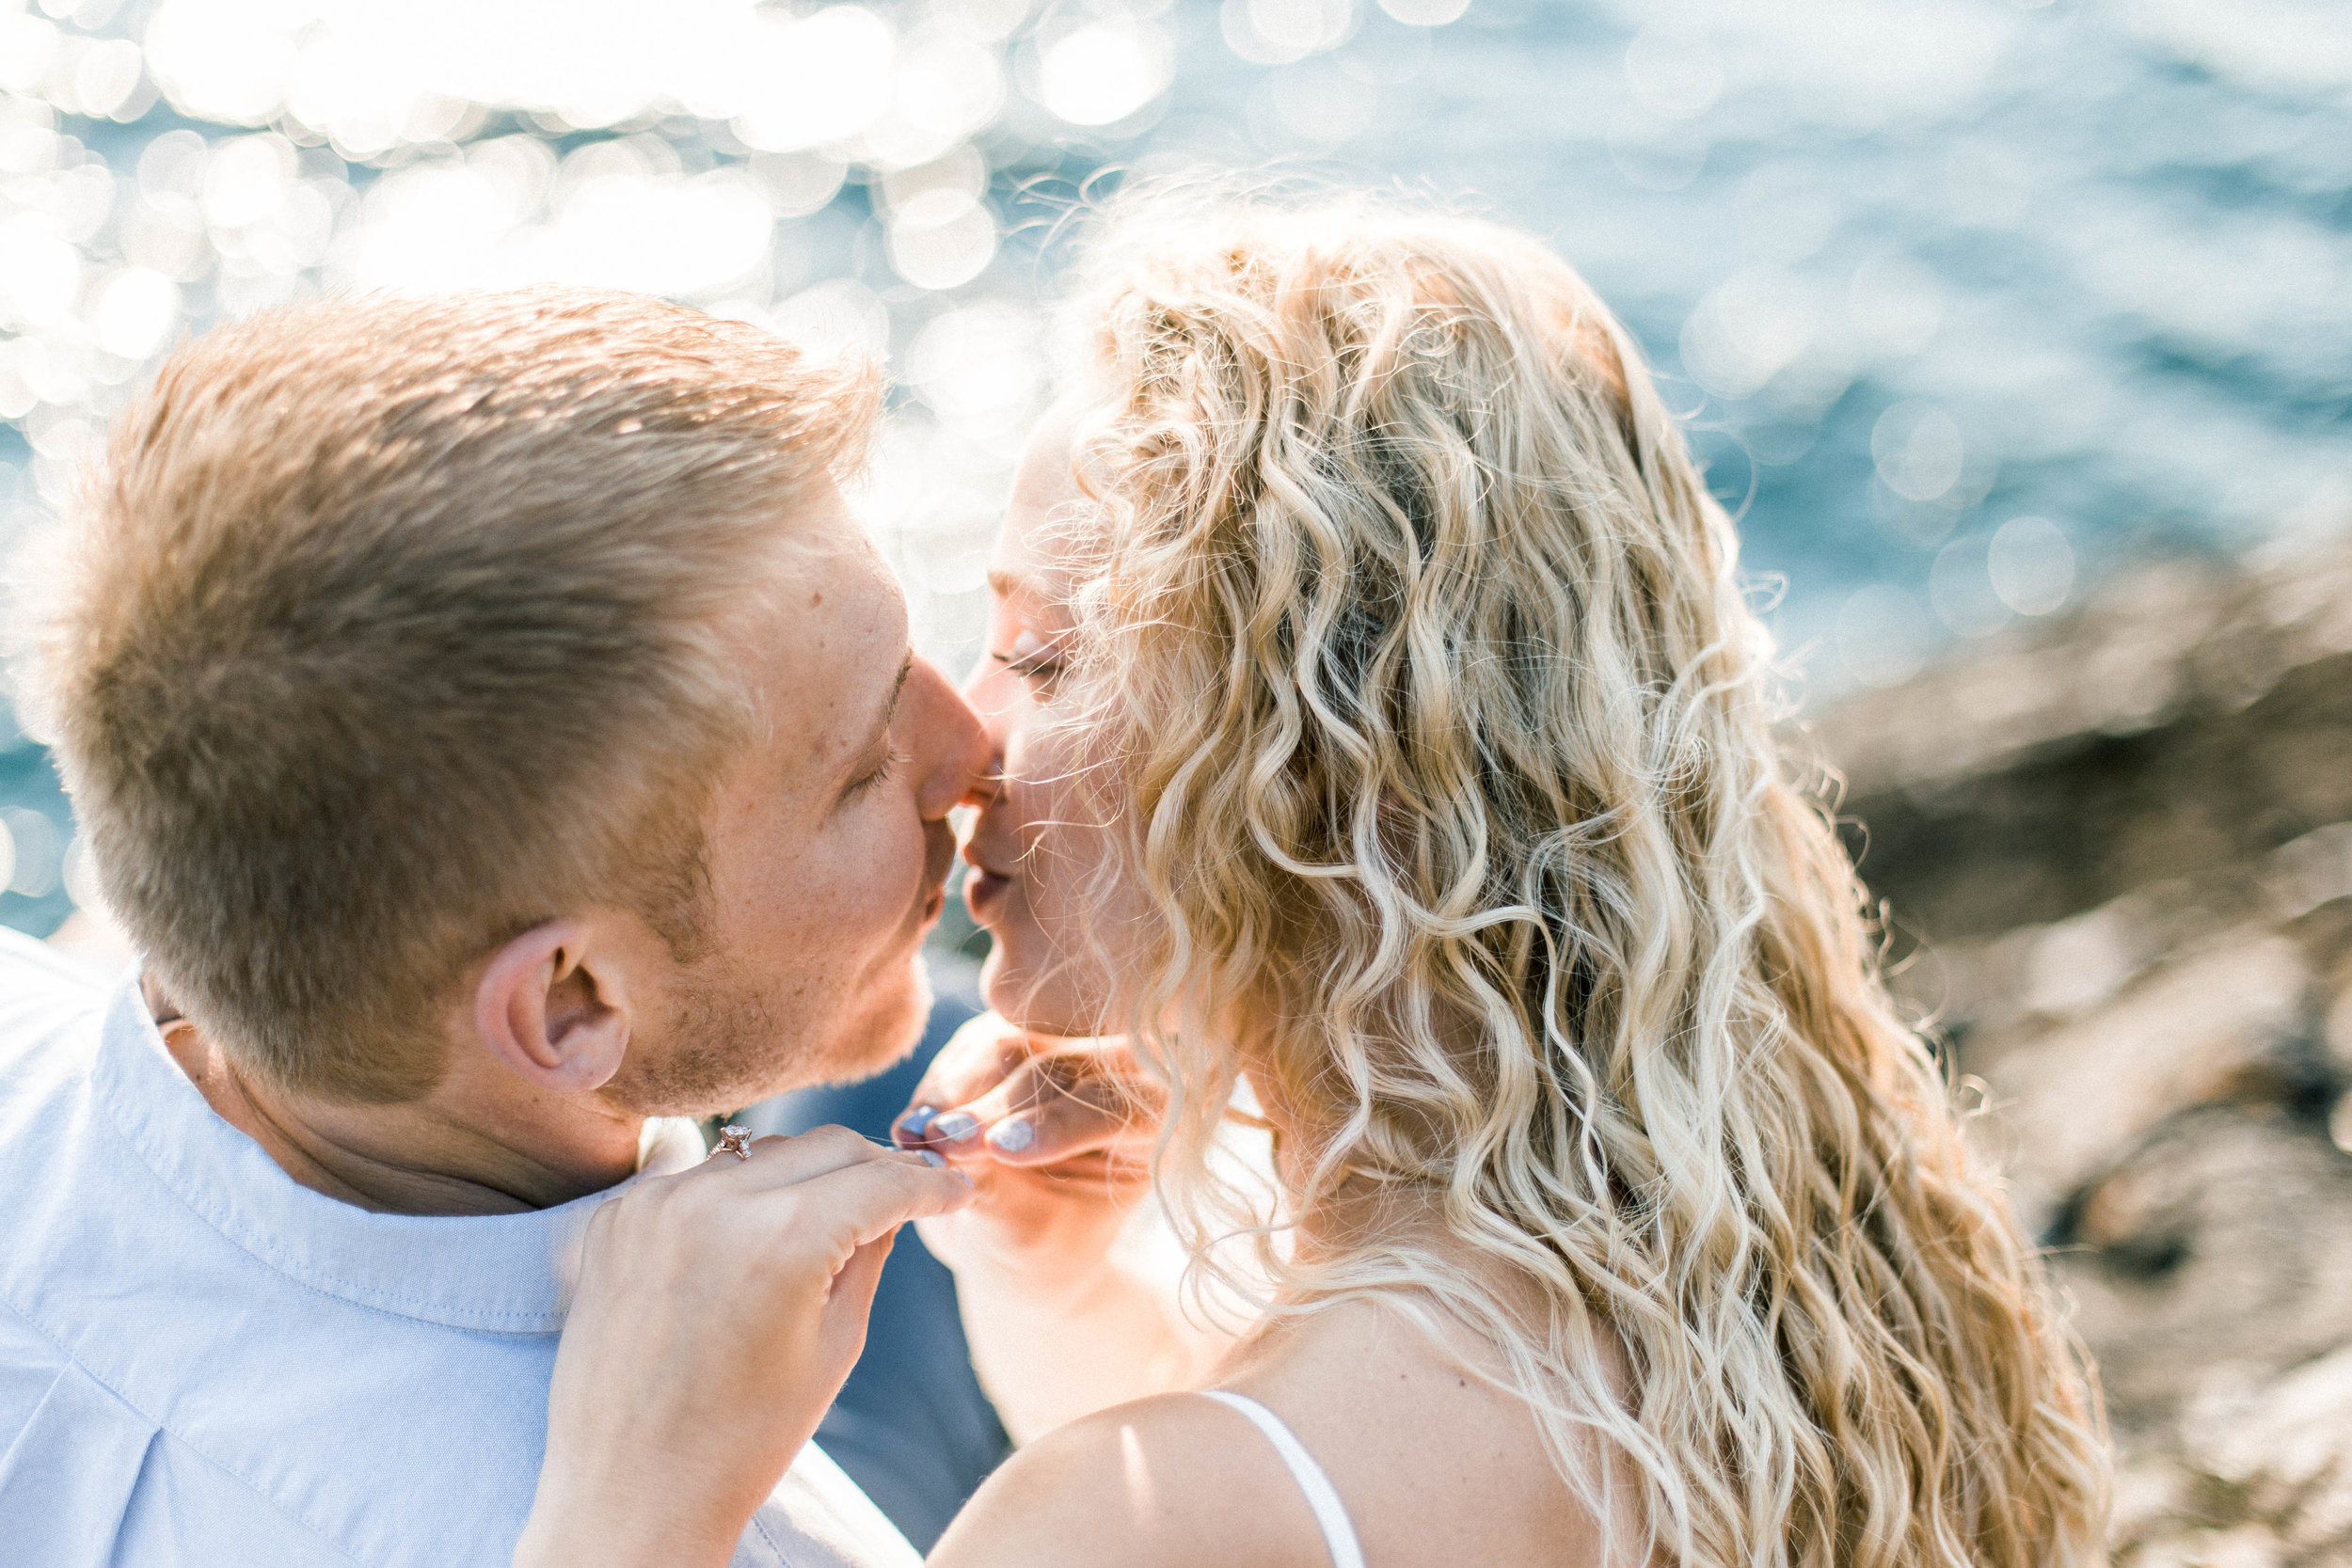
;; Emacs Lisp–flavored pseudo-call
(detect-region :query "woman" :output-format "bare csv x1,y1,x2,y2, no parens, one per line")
526,190,2110,1568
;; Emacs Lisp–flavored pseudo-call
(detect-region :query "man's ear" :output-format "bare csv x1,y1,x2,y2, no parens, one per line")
474,921,633,1094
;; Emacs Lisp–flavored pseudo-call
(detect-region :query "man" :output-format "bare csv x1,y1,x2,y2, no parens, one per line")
0,288,987,1566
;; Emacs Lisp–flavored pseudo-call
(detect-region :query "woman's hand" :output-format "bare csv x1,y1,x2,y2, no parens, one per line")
514,1127,975,1568
891,1013,1163,1265
888,1016,1233,1441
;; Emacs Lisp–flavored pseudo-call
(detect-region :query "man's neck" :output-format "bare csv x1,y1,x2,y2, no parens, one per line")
153,1004,650,1216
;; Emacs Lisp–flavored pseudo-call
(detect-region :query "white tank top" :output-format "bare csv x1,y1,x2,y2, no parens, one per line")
1199,1390,1368,1568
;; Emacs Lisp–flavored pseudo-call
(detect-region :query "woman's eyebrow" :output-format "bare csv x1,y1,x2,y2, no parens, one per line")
987,566,1053,601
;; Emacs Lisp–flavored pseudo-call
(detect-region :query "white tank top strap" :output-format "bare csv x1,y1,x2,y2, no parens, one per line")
1198,1389,1368,1568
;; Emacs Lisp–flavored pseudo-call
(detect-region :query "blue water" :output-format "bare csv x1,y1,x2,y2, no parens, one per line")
3,0,2347,936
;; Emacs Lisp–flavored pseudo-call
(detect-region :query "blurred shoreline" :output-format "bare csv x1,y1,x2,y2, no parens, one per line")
1812,524,2352,1564
8,0,2348,942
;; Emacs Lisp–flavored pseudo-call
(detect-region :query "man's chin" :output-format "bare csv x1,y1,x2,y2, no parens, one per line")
625,953,937,1114
805,954,934,1090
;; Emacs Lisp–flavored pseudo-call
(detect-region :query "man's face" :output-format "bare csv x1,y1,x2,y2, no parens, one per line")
604,480,987,1116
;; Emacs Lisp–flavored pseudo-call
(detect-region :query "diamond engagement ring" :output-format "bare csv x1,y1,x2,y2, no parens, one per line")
714,1124,753,1161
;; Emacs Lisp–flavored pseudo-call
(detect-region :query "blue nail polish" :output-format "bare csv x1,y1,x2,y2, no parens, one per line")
987,1117,1036,1154
918,1149,948,1169
930,1110,979,1143
894,1105,940,1144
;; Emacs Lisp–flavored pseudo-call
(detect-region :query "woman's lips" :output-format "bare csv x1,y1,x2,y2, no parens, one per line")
964,867,1012,924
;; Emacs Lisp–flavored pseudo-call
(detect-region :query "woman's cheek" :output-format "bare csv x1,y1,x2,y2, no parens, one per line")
1009,753,1096,939
1026,792,1145,1009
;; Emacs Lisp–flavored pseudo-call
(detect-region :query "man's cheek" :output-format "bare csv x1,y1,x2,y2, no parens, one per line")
847,827,926,929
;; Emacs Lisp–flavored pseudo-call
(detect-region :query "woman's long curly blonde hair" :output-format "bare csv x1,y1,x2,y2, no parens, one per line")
1045,188,2107,1568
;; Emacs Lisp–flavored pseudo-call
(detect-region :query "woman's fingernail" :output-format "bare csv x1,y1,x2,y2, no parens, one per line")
930,1110,980,1143
893,1105,940,1145
918,1149,949,1169
987,1117,1036,1154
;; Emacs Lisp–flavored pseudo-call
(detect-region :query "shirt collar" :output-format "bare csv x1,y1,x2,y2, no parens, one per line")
93,976,709,1334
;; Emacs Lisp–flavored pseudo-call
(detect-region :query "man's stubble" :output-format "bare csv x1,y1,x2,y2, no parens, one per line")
604,952,934,1118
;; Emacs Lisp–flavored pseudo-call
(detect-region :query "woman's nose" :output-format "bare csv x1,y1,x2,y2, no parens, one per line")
958,659,1016,770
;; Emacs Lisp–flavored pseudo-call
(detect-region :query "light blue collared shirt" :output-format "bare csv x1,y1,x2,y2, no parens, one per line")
0,927,919,1568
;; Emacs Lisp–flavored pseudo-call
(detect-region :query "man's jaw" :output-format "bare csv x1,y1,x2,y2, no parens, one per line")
713,832,957,1106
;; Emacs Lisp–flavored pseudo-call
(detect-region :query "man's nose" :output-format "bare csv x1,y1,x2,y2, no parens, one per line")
955,656,1013,795
908,657,992,818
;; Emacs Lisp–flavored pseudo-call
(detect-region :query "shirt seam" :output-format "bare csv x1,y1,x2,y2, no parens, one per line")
105,1127,569,1332
0,1289,373,1568
101,1060,573,1330
752,1507,787,1560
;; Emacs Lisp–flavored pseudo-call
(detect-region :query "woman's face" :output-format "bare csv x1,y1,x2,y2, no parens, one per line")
959,420,1143,1037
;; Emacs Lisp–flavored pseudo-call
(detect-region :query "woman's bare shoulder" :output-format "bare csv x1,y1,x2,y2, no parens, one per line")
926,1393,1332,1568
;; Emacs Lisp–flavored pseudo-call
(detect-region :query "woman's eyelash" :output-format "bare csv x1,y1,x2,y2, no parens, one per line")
993,630,1065,679
993,647,1063,678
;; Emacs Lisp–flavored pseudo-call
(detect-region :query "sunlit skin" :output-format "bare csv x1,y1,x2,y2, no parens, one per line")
156,480,990,1215
904,422,1624,1568
958,415,1152,1038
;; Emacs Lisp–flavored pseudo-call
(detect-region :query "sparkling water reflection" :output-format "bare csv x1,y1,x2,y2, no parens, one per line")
1,0,2347,935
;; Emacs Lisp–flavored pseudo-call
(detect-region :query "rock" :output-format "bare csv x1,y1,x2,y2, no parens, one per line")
1813,535,2352,1561
2193,1347,2352,1550
1978,936,2306,1233
1815,550,2352,945
2051,1107,2352,1428
2109,1339,2352,1566
2327,987,2352,1080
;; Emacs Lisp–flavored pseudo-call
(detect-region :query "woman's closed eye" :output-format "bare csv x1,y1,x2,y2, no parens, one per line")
994,626,1066,684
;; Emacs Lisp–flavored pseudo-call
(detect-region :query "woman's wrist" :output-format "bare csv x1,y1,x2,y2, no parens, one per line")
517,1391,796,1568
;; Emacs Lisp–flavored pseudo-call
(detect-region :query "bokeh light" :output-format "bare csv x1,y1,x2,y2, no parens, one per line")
1038,17,1172,126
1988,514,2075,616
1835,582,1933,690
0,0,2346,934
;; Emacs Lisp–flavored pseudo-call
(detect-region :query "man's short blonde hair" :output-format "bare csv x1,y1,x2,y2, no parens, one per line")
25,288,876,1101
